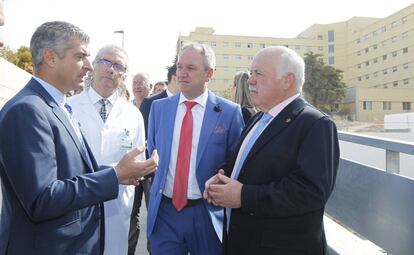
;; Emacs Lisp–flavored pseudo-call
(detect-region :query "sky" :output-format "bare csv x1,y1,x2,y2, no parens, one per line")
1,0,413,84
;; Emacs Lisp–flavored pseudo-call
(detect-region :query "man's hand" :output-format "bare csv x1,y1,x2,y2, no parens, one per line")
115,147,158,185
204,172,243,208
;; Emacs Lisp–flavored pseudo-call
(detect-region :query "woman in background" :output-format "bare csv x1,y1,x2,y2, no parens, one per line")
232,71,256,124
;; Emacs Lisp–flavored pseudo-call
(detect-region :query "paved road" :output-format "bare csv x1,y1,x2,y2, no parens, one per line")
134,208,150,255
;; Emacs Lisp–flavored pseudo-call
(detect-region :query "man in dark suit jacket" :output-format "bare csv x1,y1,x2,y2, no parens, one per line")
205,46,339,255
0,21,158,255
128,63,179,254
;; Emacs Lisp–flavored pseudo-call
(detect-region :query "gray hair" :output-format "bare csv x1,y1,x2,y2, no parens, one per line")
93,44,129,70
234,71,255,109
179,42,216,70
133,72,151,84
30,21,89,70
273,46,305,92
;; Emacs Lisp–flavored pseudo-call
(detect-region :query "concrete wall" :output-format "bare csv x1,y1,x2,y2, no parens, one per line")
0,57,31,109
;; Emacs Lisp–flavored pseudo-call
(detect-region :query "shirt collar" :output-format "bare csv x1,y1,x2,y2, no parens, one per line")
33,76,66,105
178,90,208,108
267,93,300,118
88,86,118,105
166,89,174,97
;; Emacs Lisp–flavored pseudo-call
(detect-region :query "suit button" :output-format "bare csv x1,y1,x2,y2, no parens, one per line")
249,213,254,216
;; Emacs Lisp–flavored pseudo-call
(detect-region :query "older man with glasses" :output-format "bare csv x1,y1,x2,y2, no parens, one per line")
69,44,147,255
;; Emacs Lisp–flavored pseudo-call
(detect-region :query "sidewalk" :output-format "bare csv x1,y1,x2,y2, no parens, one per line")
134,208,150,255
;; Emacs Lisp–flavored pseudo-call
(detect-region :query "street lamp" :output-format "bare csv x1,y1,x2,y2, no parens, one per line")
114,30,124,48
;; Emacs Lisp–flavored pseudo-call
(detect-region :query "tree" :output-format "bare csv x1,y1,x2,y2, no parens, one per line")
15,46,33,74
303,52,346,113
0,46,18,64
0,45,33,74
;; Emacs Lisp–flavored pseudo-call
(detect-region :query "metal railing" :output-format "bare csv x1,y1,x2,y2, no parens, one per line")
327,131,414,255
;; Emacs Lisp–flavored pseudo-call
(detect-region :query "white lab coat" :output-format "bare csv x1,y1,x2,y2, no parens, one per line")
69,89,145,255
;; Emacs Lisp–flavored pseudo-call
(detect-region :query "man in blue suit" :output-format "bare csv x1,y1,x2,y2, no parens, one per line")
0,21,158,255
147,42,244,255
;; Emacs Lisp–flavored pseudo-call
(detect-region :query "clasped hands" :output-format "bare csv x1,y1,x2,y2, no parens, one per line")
115,147,159,185
203,169,243,208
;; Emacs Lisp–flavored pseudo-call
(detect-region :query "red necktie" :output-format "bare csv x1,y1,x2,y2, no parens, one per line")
172,101,198,211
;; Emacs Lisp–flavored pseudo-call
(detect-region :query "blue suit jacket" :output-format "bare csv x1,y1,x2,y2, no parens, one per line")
146,91,244,241
0,78,119,255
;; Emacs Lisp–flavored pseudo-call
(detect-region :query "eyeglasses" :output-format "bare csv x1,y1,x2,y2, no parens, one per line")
96,58,127,73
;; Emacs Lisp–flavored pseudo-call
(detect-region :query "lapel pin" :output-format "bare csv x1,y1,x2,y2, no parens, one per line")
285,118,291,123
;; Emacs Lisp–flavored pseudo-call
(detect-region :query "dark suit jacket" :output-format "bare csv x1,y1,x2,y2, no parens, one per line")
224,97,339,255
241,106,256,125
140,90,168,138
0,78,119,255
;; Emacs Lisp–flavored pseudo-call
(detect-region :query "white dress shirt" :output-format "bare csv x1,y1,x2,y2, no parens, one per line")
163,90,209,199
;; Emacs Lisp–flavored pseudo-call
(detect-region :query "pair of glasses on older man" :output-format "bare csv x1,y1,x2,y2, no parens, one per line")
96,58,127,73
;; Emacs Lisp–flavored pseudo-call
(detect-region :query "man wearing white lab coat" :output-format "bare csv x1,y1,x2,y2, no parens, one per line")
69,45,145,255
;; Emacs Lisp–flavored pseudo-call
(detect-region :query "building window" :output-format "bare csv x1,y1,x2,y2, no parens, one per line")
328,56,335,65
247,43,253,48
295,45,300,50
357,51,361,56
328,30,335,42
382,26,387,32
223,42,229,47
402,16,408,24
392,66,397,72
223,54,229,60
235,55,241,60
248,55,253,60
328,45,335,53
402,32,408,40
365,61,369,66
392,51,397,57
373,30,378,37
318,46,323,51
383,101,392,110
224,79,229,84
365,48,369,53
211,41,216,47
317,35,323,40
403,102,411,111
224,67,230,72
363,34,369,41
373,58,378,64
382,40,387,47
356,38,361,44
383,69,388,75
383,83,388,88
403,47,408,54
259,43,265,48
363,101,372,110
383,54,387,60
318,57,324,63
358,76,362,81
373,72,378,77
357,64,361,69
365,74,370,80
393,81,398,87
373,44,378,50
403,63,409,69
392,36,398,43
404,79,409,85
235,42,241,48
391,21,397,28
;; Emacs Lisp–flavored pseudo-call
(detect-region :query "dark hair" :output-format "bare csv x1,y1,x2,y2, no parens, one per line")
167,62,177,83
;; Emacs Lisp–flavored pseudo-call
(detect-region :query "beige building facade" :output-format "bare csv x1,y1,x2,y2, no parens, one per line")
178,4,414,122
